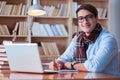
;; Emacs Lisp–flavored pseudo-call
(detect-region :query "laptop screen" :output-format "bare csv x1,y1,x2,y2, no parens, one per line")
4,43,44,73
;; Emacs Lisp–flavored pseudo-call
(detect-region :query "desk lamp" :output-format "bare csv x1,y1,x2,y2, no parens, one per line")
27,0,46,43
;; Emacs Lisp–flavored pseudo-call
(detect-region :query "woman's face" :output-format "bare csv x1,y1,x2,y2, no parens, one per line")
77,9,98,36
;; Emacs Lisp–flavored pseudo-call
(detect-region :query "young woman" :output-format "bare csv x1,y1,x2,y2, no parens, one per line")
49,4,119,76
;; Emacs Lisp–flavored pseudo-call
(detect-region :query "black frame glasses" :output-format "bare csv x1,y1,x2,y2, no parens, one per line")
78,14,95,23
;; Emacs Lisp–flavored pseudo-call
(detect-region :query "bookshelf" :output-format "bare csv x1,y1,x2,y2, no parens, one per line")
0,0,28,42
29,0,72,59
0,0,109,60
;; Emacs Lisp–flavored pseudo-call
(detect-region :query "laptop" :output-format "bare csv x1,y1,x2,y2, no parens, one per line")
4,43,58,73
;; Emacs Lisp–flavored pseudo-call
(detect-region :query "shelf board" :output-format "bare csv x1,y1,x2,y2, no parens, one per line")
32,36,68,38
35,16,69,19
0,35,27,37
0,15,70,19
0,35,68,38
0,15,27,18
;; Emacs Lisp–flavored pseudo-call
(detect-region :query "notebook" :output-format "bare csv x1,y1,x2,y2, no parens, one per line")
4,43,59,73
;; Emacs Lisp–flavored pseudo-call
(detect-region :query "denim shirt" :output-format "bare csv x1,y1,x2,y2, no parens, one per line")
57,29,119,76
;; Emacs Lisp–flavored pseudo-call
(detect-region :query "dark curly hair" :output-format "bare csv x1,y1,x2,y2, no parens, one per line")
76,4,98,17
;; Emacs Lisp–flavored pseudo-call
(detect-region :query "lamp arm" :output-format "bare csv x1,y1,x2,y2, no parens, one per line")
27,16,34,43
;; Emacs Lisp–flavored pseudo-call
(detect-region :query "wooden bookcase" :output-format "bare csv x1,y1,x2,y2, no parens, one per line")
0,0,109,60
0,0,28,42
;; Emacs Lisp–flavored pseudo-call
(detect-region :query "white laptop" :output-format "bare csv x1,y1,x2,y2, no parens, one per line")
4,43,58,73
4,42,79,73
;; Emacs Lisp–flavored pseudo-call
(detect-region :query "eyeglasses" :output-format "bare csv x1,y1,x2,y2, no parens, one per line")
78,14,95,23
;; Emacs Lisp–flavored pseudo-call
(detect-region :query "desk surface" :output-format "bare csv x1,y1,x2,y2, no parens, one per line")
0,61,120,80
0,70,120,80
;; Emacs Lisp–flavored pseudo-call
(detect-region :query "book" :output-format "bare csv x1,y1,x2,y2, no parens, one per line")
0,53,7,57
32,22,40,36
0,45,5,52
41,42,60,55
43,24,54,36
0,69,10,73
72,2,78,18
2,25,10,35
0,53,7,58
0,1,6,15
0,58,8,61
51,25,60,36
0,25,5,35
17,3,23,15
38,46,44,55
21,4,26,15
54,24,64,36
102,8,108,18
22,21,28,35
51,42,60,55
6,4,12,15
0,61,8,65
57,3,63,16
0,62,9,66
47,5,55,16
51,7,59,16
39,24,49,36
11,5,16,15
41,42,49,55
59,24,68,36
97,8,104,18
0,65,9,70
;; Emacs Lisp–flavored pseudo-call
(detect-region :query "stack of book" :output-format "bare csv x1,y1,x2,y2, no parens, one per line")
0,44,10,74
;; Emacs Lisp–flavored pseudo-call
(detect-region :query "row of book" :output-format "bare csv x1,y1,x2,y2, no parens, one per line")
0,21,68,36
0,1,108,17
0,21,28,36
0,1,27,16
32,22,68,36
44,3,70,17
41,42,60,55
15,21,28,36
72,2,108,18
0,1,70,17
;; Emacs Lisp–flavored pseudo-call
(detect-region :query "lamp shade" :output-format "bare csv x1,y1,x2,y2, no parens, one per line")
28,0,46,16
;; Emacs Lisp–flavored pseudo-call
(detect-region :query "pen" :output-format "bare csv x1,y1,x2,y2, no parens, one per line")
54,58,58,65
54,58,60,70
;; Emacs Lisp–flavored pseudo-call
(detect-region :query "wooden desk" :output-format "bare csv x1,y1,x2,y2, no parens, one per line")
0,61,119,80
0,71,119,80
